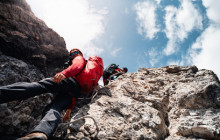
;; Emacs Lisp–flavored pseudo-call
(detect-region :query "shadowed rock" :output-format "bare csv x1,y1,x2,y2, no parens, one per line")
0,0,68,76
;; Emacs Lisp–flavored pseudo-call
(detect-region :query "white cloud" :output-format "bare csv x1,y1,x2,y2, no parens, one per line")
26,0,107,58
176,0,203,40
202,0,220,24
164,0,203,55
83,43,104,58
146,47,162,67
164,6,178,55
187,0,220,78
134,0,160,39
189,25,220,78
155,0,162,4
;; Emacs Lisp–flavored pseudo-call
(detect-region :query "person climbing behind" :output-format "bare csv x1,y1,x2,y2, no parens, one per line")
103,63,128,85
109,67,128,80
0,48,104,140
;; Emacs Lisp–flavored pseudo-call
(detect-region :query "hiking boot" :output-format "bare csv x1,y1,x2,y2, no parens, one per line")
16,132,47,140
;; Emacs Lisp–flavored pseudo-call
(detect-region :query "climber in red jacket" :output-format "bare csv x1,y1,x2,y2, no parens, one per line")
0,48,104,140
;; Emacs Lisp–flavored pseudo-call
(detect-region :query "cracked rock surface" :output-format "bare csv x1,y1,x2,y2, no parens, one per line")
60,65,220,140
0,0,220,140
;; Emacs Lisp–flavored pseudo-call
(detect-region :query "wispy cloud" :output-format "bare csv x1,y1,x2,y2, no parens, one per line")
164,0,203,55
146,47,162,67
134,0,160,39
110,48,122,57
188,0,220,78
155,0,162,5
167,60,182,66
27,0,108,58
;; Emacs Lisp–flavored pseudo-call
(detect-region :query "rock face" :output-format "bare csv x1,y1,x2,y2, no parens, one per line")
0,0,220,140
0,52,44,85
0,52,53,136
0,0,68,76
1,59,220,139
57,65,220,140
0,0,67,138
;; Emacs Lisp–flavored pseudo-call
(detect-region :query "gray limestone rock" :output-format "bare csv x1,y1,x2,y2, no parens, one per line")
58,65,220,140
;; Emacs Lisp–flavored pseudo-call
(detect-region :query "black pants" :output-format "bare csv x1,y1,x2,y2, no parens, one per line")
0,77,81,137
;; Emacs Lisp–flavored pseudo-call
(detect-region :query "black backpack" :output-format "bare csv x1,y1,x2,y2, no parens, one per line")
103,63,119,79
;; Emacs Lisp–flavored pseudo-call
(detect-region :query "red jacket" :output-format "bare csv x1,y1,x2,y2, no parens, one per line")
60,55,103,94
60,56,103,109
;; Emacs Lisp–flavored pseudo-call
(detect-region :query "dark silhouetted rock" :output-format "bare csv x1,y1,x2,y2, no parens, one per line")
0,0,68,76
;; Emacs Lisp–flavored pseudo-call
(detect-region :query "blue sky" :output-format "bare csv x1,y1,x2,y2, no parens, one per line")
27,0,220,78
